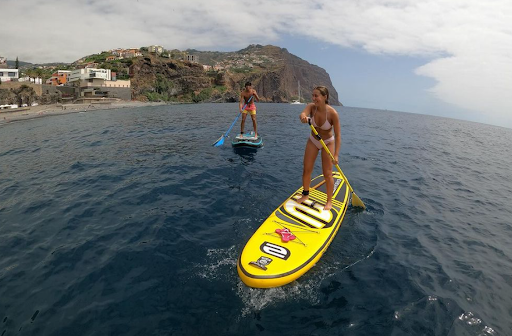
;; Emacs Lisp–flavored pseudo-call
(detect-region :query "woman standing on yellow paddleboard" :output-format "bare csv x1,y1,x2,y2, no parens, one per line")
297,86,341,211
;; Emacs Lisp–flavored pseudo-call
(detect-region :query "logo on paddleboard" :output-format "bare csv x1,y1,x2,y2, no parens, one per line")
249,256,273,270
260,241,290,260
334,178,342,191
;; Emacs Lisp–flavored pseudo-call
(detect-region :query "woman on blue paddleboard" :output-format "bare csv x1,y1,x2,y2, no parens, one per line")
297,86,341,211
239,82,260,138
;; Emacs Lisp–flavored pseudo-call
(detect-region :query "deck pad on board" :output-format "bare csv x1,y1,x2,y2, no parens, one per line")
232,131,263,147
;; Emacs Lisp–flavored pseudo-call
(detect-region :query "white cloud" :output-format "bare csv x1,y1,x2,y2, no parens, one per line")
2,0,512,126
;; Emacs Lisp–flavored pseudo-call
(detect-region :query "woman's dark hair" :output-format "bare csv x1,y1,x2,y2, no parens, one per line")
245,82,252,87
314,86,329,105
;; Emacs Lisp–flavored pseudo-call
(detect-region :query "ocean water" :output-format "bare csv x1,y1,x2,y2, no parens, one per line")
0,103,511,336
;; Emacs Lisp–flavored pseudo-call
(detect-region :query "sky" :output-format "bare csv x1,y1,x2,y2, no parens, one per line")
2,0,512,128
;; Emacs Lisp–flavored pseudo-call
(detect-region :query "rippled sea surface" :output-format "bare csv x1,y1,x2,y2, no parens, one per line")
1,104,511,335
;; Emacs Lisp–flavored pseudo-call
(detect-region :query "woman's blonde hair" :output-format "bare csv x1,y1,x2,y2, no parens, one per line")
313,86,329,105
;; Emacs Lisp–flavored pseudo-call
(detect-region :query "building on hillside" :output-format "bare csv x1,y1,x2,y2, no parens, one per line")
110,48,123,56
102,79,130,88
149,45,164,55
45,70,71,86
122,50,142,58
78,78,130,89
111,48,143,59
0,57,7,69
123,48,142,58
0,69,19,82
186,54,198,63
17,77,43,84
76,62,97,69
78,79,131,101
67,68,130,101
85,62,100,69
68,68,112,83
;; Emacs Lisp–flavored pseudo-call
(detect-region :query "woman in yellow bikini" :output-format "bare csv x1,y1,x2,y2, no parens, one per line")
297,86,341,211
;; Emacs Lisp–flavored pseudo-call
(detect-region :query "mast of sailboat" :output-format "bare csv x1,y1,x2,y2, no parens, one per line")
298,81,301,103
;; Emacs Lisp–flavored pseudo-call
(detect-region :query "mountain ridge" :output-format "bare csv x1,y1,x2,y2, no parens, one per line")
4,45,341,105
131,44,340,105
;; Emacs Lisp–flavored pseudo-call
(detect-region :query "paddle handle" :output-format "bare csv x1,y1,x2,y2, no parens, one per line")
239,95,253,112
307,118,355,193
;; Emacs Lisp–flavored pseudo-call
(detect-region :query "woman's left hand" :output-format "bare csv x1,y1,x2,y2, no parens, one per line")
332,155,339,165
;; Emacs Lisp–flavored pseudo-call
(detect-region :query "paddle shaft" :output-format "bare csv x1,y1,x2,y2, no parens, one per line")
213,96,254,146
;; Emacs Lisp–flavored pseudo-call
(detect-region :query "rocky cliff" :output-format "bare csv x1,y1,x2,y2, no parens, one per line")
129,45,341,105
129,56,214,102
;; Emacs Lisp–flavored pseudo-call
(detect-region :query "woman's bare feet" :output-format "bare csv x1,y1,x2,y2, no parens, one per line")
296,194,309,204
324,201,332,211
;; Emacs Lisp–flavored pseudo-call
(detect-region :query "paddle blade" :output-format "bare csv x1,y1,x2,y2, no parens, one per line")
212,135,225,147
351,192,366,209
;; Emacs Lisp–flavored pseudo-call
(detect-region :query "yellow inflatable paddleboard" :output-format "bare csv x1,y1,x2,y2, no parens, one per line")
237,172,350,288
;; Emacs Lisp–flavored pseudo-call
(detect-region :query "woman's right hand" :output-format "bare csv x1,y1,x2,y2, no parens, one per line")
300,114,308,123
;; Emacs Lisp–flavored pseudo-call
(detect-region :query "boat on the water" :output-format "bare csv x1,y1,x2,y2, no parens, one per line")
291,81,304,105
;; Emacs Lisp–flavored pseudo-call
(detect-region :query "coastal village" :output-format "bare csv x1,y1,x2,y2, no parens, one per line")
0,45,281,111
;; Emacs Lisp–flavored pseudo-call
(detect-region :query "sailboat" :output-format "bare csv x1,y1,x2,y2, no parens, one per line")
291,81,304,105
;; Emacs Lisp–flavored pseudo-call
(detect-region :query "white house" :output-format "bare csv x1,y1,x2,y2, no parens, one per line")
0,69,19,82
68,68,112,83
149,45,164,54
18,77,43,84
